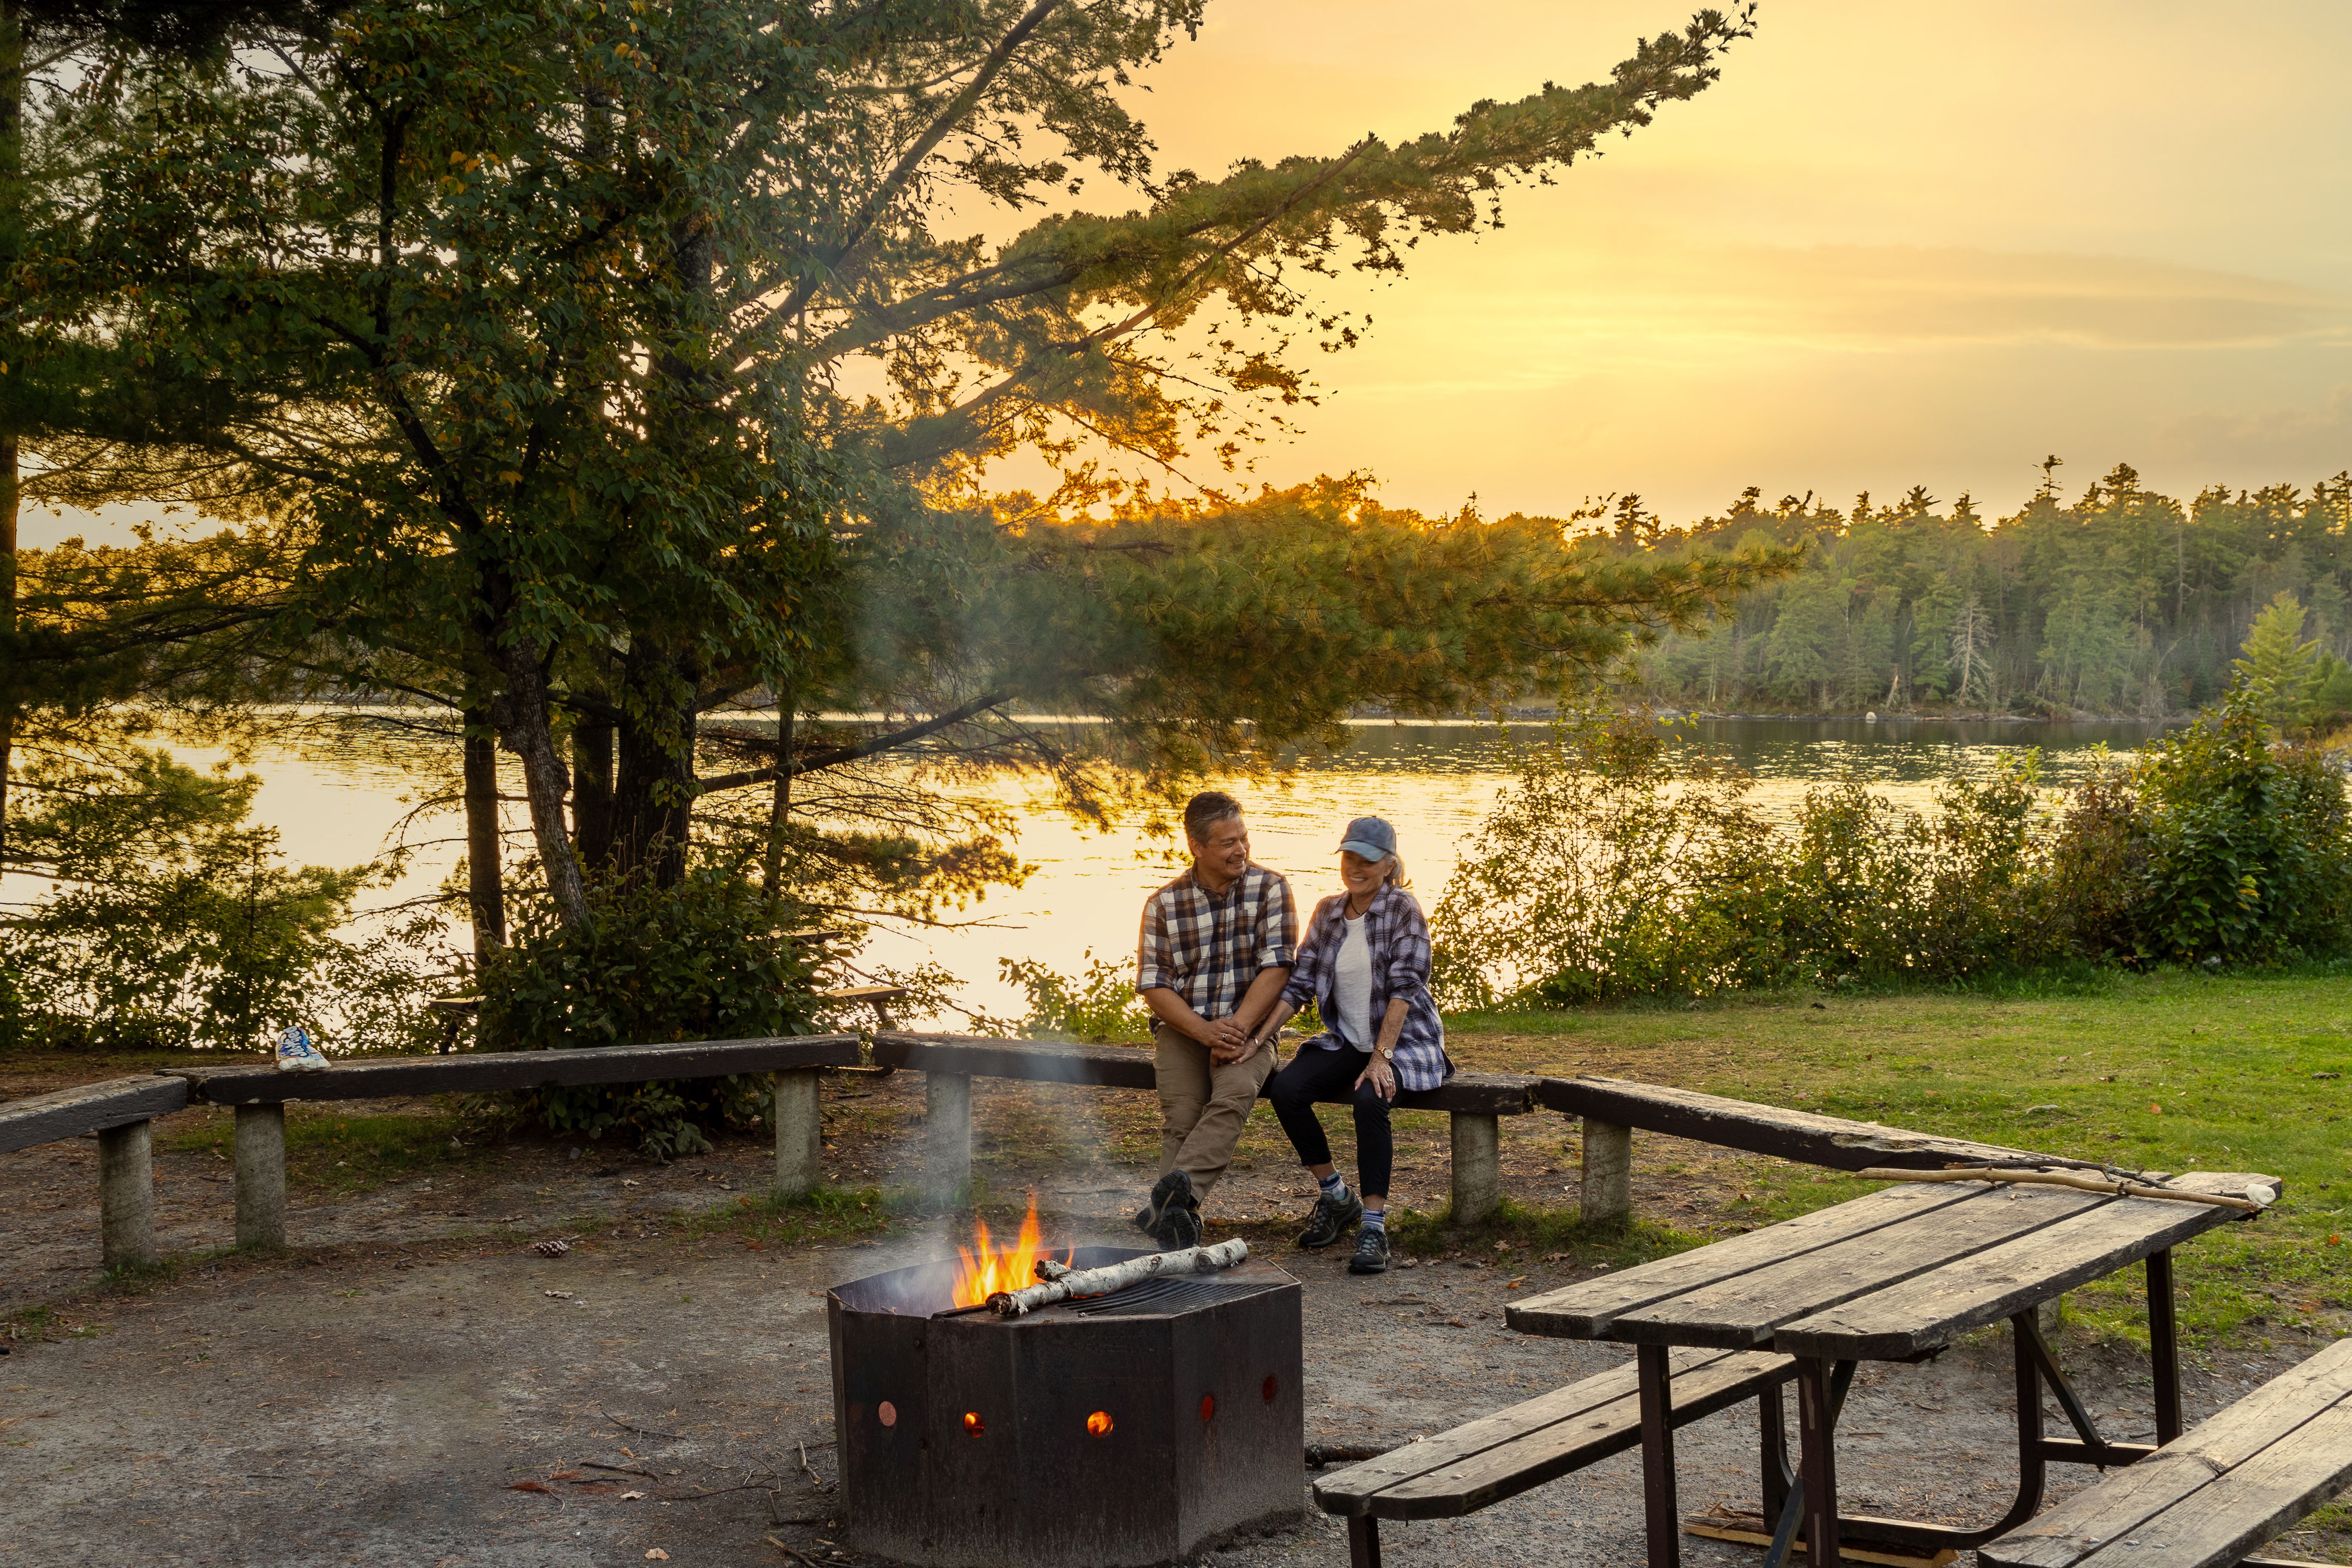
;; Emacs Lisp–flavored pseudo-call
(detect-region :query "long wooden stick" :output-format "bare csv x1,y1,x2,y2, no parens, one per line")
987,1239,1251,1315
1858,1167,2270,1213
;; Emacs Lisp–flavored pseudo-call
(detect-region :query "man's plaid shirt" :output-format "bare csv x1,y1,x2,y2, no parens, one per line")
1134,864,1299,1020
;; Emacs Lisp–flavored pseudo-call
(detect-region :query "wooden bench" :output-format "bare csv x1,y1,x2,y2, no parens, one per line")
821,984,910,1028
1314,1347,1798,1566
871,1031,1536,1214
0,1074,193,1269
1981,1335,2352,1568
1537,1074,2057,1226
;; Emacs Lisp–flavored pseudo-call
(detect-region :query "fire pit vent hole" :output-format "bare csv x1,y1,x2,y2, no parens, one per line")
1086,1411,1113,1437
1200,1394,1216,1423
963,1412,984,1436
1262,1374,1278,1403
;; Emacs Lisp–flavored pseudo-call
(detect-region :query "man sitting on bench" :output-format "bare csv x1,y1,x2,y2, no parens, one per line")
1132,791,1296,1249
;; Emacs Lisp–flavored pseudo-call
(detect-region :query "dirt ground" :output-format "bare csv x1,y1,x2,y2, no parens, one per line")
5,1049,2348,1568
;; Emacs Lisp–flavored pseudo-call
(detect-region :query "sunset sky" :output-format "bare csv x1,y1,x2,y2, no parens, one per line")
1043,0,2352,524
23,2,2352,548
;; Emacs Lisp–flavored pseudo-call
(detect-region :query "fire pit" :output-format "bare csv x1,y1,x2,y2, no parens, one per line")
828,1218,1304,1568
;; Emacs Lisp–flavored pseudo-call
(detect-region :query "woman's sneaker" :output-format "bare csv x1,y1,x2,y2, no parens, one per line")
1297,1185,1363,1249
1348,1224,1390,1274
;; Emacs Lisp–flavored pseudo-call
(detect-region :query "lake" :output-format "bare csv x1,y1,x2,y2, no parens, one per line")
30,714,2171,1028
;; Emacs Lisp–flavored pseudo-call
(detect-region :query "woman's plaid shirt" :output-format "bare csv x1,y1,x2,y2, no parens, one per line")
1133,864,1299,1020
1280,884,1452,1091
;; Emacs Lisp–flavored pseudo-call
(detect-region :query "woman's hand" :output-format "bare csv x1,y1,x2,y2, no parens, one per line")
1356,1052,1397,1102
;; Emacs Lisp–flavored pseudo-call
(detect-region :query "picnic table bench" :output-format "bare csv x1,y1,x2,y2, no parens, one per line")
1321,1167,2281,1568
1981,1334,2352,1568
1313,1348,1796,1558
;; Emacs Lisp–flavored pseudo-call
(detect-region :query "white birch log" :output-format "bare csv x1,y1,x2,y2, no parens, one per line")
990,1239,1250,1316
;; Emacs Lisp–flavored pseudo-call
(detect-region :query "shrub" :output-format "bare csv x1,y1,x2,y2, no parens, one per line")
1432,689,2352,1007
986,950,1156,1043
477,866,821,1159
0,748,441,1053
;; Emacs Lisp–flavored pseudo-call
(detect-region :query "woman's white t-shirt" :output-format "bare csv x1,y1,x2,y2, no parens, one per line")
1333,914,1374,1052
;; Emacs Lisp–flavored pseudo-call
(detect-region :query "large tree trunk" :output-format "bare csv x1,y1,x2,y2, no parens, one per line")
610,642,699,888
489,637,591,926
612,706,694,887
761,697,794,898
461,704,506,955
0,2,21,873
572,714,616,871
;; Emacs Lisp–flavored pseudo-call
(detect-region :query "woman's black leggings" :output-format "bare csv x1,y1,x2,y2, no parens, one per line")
1265,1044,1392,1198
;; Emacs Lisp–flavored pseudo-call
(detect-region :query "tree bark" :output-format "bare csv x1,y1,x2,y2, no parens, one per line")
489,638,590,926
0,2,21,873
611,641,698,889
572,714,616,871
461,704,506,954
761,698,794,898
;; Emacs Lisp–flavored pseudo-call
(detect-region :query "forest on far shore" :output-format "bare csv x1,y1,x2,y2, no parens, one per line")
1558,460,2352,718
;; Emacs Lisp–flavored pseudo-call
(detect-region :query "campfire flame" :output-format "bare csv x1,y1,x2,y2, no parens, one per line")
949,1195,1070,1308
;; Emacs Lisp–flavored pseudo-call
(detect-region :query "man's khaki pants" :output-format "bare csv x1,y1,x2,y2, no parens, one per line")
1154,1024,1275,1202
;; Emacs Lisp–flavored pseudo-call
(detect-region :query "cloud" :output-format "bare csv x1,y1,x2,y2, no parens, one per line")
2155,385,2352,476
1340,238,2352,381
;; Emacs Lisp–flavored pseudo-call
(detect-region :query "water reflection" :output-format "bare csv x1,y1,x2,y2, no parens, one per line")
61,714,2175,1026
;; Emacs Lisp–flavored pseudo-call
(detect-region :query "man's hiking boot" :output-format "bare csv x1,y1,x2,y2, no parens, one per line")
1157,1201,1202,1251
1140,1169,1197,1249
1348,1225,1390,1274
1297,1185,1363,1249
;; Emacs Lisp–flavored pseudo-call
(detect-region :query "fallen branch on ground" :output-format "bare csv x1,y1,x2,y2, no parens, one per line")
1859,1167,2273,1213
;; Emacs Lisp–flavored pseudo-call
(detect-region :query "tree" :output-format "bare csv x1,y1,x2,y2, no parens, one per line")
2234,590,2321,724
19,0,1776,935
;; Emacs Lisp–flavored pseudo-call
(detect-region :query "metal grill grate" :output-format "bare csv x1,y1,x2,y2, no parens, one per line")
1069,1277,1282,1317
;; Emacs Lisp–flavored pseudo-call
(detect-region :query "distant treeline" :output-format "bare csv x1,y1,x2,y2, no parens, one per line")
1557,462,2352,717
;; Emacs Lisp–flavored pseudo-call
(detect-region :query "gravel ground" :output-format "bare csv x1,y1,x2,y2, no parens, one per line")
3,1053,2346,1567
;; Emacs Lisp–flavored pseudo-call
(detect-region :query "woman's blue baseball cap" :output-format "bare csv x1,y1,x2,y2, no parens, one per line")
1336,815,1398,861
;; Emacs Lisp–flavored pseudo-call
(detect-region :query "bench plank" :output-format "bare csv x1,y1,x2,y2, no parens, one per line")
871,1034,1536,1113
1538,1075,2048,1171
1314,1348,1794,1520
1775,1173,2273,1360
1507,1181,1981,1339
1377,1351,1796,1519
1982,1337,2352,1568
172,1034,864,1104
0,1074,191,1153
873,1033,1157,1089
1610,1185,2102,1349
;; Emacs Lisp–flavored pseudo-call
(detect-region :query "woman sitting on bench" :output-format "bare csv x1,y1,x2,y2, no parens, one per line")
1247,816,1452,1276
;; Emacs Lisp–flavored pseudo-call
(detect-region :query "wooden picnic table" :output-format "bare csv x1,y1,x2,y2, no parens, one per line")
1506,1170,2280,1568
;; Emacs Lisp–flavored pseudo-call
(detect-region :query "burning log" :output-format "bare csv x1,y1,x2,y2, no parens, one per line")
985,1239,1251,1316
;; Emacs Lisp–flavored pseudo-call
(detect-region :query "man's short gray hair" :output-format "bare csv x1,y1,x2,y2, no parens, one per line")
1182,790,1243,841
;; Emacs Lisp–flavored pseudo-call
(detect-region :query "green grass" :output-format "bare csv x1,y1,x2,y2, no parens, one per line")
1384,1196,1704,1271
161,1104,494,1195
675,1183,899,1252
1447,967,2352,1347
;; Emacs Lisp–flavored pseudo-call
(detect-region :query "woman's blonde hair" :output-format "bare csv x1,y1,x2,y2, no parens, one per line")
1383,854,1409,888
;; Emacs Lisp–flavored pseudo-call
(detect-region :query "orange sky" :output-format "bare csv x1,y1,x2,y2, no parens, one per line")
25,1,2352,548
1005,0,2352,524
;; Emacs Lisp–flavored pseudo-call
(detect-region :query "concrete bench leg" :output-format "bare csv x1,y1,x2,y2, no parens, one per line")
1580,1118,1632,1226
925,1071,972,1209
1450,1112,1502,1224
99,1119,156,1269
234,1103,287,1248
773,1069,823,1199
